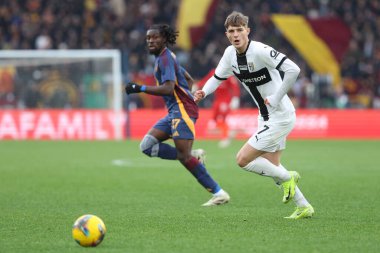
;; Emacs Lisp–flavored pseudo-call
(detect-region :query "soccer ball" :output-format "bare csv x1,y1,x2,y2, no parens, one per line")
72,214,106,247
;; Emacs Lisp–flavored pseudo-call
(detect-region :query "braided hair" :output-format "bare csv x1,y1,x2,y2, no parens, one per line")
149,24,178,46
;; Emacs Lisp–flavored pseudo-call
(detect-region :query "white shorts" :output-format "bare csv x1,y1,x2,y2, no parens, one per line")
248,112,296,152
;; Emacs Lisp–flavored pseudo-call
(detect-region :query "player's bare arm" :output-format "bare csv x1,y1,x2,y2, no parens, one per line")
194,75,222,103
144,81,175,96
125,80,175,96
183,70,194,91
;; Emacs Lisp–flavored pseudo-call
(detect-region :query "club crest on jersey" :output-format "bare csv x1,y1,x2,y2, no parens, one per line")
248,62,254,72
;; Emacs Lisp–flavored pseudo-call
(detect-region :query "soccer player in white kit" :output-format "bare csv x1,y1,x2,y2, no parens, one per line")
194,11,314,219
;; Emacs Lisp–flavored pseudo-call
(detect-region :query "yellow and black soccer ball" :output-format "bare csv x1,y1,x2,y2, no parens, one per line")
72,214,106,247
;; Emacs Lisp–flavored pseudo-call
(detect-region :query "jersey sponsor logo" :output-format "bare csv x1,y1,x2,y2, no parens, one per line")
233,67,272,86
241,75,266,83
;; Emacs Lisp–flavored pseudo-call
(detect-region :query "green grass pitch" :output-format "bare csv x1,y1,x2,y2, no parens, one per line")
1,140,379,253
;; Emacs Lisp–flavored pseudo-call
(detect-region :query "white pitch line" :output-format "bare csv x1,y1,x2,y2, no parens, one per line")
111,159,170,168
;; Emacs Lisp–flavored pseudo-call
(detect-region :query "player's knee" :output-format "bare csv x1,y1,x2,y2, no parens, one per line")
177,151,191,164
236,153,249,168
139,134,159,157
141,144,160,157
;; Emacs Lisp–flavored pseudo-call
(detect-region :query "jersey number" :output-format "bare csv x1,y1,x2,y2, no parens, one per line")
171,119,181,130
255,125,269,141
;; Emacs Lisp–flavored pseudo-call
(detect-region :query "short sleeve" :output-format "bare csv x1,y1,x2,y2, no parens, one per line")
158,54,176,83
215,47,234,80
259,44,288,70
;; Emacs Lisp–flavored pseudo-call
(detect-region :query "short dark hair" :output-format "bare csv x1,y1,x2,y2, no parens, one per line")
149,24,178,46
224,11,249,29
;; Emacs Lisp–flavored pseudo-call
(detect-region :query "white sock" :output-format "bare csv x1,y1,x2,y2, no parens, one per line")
293,186,310,207
243,157,291,182
278,164,310,207
213,189,226,196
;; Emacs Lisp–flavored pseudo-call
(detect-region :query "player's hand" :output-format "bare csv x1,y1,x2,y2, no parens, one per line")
125,82,143,94
193,90,205,103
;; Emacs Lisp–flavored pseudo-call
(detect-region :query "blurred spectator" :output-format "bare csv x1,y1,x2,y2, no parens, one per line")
35,29,52,49
22,82,41,108
0,0,379,109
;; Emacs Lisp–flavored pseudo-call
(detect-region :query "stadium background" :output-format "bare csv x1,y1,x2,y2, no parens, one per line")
1,2,380,253
0,0,379,139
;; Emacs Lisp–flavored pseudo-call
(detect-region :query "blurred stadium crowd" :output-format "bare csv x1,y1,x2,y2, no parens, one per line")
0,0,379,108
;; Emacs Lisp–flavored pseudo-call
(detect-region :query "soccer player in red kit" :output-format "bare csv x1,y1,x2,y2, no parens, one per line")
196,69,240,147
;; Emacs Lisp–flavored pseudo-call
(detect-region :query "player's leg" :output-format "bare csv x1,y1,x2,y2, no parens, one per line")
281,167,310,207
283,169,314,219
262,123,313,216
191,148,206,165
237,145,291,182
237,145,298,203
293,186,311,208
218,123,231,148
175,139,217,193
236,118,290,180
140,116,208,163
265,135,312,209
216,103,231,148
173,117,229,205
236,117,298,203
139,116,177,160
174,138,229,206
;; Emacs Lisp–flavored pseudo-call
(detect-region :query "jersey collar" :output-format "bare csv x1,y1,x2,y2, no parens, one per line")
236,40,251,57
158,47,168,56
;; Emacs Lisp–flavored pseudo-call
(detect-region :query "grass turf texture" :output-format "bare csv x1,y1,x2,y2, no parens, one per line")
0,140,379,253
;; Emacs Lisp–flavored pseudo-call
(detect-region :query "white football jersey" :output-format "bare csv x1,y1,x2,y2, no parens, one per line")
214,40,297,121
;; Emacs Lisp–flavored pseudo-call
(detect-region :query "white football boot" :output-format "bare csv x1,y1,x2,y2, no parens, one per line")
202,190,230,207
